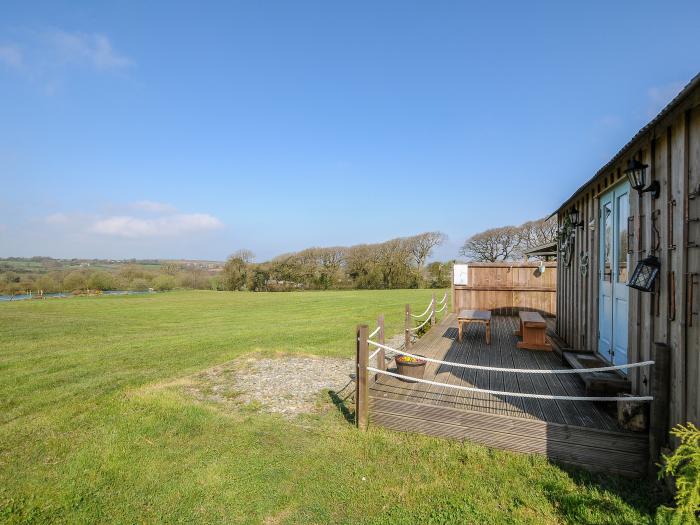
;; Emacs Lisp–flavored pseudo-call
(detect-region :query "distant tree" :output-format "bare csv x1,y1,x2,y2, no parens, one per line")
161,262,182,275
409,232,447,275
129,278,151,291
36,274,60,293
222,250,254,291
460,226,522,262
63,271,88,292
153,274,177,291
518,217,558,253
87,271,115,291
426,261,451,289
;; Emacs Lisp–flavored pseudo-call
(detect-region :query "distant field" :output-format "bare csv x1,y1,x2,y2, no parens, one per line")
0,290,660,524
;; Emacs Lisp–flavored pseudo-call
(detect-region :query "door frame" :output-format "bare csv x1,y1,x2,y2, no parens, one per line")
597,180,631,367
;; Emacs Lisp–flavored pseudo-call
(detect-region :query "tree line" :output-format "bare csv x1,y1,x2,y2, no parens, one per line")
459,217,556,262
219,232,450,291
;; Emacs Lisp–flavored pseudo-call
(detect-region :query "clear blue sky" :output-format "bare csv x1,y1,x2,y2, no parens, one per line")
1,1,699,261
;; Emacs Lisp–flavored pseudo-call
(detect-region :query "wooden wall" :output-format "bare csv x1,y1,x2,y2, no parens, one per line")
452,262,557,316
556,89,700,429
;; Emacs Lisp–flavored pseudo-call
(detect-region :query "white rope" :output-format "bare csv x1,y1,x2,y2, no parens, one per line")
369,348,381,360
435,303,447,313
368,367,654,402
368,326,381,339
410,299,434,318
408,315,432,332
436,292,448,305
367,340,654,375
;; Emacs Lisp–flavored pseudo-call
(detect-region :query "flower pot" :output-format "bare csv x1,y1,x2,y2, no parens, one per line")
395,355,427,382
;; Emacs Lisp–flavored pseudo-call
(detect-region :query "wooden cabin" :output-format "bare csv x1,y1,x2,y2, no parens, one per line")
553,72,700,447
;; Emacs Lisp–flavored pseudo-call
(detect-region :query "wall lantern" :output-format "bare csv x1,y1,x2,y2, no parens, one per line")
625,159,659,199
568,206,584,228
628,255,661,292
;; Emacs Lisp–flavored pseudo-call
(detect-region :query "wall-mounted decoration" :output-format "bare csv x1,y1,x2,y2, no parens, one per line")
579,251,589,277
558,218,575,268
628,256,661,292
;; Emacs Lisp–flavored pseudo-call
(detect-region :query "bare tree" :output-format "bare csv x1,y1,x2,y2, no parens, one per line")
518,217,557,251
459,226,522,262
409,232,447,274
231,249,255,264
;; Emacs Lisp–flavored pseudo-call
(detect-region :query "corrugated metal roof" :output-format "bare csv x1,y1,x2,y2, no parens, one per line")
554,71,700,214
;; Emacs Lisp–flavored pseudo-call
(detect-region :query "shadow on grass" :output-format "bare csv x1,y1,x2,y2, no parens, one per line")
328,378,355,425
541,462,669,524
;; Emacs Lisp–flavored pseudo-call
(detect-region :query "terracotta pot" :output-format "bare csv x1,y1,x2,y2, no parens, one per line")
395,356,427,381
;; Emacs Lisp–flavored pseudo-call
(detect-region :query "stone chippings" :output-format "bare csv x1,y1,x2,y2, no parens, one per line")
191,356,355,417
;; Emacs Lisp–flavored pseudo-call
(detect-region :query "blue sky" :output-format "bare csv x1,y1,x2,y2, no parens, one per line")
1,1,699,261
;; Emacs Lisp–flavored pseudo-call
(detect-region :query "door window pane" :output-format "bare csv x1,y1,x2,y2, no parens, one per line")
617,193,629,283
603,202,612,281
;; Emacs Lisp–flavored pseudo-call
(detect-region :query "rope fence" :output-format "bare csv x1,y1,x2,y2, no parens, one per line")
367,367,654,402
407,315,432,332
410,299,434,318
367,340,655,375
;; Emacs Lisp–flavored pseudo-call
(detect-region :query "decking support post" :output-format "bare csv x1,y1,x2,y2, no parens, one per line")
404,304,412,349
648,342,671,476
356,324,369,430
431,293,436,327
376,315,385,376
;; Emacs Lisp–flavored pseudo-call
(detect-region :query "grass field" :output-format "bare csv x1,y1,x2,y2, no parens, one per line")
0,290,663,524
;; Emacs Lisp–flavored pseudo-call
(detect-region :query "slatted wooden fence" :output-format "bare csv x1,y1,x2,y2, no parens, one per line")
452,262,557,316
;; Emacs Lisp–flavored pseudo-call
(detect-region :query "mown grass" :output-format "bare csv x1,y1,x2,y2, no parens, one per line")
0,290,663,524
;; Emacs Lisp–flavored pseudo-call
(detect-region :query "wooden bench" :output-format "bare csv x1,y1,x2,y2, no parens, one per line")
457,309,491,344
515,311,552,351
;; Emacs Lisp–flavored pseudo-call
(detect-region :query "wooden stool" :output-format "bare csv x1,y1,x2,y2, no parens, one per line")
515,311,552,351
457,309,491,344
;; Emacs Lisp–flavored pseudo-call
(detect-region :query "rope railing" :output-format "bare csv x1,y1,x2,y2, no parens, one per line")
434,303,447,314
436,292,448,305
407,315,432,332
410,299,434,318
368,325,381,339
367,367,654,402
367,340,655,375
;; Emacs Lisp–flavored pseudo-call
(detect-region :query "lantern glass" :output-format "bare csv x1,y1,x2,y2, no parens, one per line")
624,159,647,190
628,256,660,292
569,206,580,226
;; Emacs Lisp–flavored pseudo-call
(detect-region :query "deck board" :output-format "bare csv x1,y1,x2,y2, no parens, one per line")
368,313,649,476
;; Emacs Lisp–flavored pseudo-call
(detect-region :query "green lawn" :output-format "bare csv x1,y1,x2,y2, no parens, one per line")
0,290,662,524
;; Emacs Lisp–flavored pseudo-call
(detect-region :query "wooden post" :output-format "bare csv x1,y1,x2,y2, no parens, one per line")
404,304,412,349
431,293,436,327
648,342,671,476
355,324,369,430
377,314,385,373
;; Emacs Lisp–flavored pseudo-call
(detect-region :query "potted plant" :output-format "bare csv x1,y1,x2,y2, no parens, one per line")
395,355,427,381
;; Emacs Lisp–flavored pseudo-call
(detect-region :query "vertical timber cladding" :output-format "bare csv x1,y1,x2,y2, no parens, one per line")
687,107,700,424
555,84,700,429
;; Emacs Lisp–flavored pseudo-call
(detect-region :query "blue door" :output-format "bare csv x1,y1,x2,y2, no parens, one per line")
598,182,630,368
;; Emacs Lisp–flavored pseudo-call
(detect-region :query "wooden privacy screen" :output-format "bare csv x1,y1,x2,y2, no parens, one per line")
452,262,557,317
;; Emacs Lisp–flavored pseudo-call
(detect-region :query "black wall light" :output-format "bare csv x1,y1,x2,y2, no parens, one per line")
568,206,584,228
625,159,659,199
628,255,661,292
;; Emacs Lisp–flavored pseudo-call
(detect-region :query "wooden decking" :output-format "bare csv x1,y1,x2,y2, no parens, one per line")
368,313,650,477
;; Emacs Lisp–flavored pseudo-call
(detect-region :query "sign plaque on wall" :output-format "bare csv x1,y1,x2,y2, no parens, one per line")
453,264,469,285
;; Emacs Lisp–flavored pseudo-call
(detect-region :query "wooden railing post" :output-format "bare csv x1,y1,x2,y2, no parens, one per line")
356,324,369,430
404,304,412,349
377,314,385,374
648,342,671,476
431,293,436,327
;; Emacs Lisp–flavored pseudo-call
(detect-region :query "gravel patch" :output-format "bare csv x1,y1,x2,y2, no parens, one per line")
190,355,355,417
